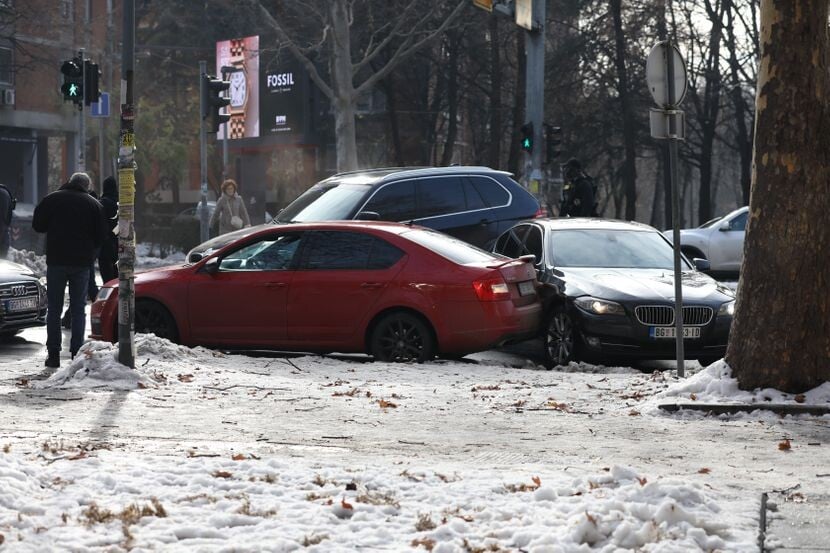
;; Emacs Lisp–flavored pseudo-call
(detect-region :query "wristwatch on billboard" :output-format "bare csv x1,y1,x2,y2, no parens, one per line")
228,39,247,139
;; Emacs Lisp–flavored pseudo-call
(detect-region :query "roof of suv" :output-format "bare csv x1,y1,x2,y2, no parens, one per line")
320,166,514,185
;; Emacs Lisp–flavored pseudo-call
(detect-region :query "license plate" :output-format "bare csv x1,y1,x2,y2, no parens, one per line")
650,326,701,339
518,281,535,296
6,297,38,312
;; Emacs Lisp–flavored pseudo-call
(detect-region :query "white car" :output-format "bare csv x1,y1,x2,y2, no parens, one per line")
664,206,748,273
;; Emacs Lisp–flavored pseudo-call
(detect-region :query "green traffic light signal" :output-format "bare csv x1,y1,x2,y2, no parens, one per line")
520,122,534,153
60,57,84,105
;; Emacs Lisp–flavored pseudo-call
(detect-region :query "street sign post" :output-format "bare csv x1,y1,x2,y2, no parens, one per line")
90,92,110,117
646,41,688,378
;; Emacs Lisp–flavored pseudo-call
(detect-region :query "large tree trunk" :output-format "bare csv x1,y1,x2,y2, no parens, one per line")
726,0,830,392
610,0,637,220
330,0,359,172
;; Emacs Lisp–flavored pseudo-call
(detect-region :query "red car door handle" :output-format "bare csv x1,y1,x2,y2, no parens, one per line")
264,282,287,288
361,282,384,289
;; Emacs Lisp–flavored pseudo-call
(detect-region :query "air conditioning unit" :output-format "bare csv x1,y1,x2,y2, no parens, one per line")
2,88,14,106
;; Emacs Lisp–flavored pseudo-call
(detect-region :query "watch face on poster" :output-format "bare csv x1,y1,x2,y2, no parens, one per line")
230,71,247,108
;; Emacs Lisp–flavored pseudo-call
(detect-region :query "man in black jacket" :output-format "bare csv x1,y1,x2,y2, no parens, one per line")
33,172,104,368
98,176,119,283
560,158,596,218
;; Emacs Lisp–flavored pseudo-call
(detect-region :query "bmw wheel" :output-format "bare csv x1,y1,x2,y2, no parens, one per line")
370,312,435,363
135,300,179,342
544,306,578,368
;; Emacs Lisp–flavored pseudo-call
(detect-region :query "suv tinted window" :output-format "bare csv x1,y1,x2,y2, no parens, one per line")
463,179,487,210
282,184,370,223
363,181,417,220
302,231,403,270
417,177,466,219
469,176,509,208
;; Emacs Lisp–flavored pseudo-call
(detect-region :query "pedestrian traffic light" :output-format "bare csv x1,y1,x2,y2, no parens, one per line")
201,73,230,134
60,57,84,106
84,60,101,106
520,122,533,153
544,124,562,164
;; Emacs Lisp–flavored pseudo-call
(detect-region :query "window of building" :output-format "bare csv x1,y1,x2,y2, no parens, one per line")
61,0,74,20
0,47,12,86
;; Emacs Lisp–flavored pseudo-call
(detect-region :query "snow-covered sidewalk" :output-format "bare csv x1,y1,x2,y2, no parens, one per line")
1,336,827,551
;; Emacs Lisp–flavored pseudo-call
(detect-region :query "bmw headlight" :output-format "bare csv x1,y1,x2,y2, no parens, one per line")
718,300,736,317
574,296,626,316
97,287,116,301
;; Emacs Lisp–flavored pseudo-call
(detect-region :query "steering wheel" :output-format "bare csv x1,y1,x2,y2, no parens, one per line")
246,257,265,270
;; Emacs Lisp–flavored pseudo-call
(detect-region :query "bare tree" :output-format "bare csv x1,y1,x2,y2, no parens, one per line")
725,0,830,392
248,0,466,172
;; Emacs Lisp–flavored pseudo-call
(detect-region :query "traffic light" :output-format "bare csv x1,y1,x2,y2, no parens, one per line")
201,73,230,134
544,124,562,164
520,122,533,152
60,57,84,106
84,60,101,106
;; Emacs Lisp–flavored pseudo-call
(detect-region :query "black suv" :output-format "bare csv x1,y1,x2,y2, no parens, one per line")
187,167,541,262
274,167,541,249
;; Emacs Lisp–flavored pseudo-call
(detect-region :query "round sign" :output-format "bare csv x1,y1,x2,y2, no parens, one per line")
646,42,688,107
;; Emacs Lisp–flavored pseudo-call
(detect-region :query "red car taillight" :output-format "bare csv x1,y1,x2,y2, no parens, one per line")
473,277,510,301
533,207,546,218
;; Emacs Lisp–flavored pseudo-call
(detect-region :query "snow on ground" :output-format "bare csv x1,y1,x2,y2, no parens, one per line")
135,243,186,270
1,335,827,550
7,247,46,276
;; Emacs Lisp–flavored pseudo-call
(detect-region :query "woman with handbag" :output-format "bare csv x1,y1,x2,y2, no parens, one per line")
210,179,251,236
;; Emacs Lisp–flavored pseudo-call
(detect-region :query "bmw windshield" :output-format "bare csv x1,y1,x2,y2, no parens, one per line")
549,229,691,270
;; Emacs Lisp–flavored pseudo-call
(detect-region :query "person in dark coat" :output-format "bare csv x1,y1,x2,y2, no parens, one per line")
0,183,14,258
33,172,104,368
98,176,119,284
560,158,596,218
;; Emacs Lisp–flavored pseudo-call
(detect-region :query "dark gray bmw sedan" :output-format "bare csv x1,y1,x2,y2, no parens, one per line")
493,218,735,368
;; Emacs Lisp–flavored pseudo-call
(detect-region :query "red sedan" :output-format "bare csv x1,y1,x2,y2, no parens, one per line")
91,222,542,361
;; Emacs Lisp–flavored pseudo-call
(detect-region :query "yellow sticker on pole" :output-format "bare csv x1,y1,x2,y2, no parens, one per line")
118,169,135,206
473,0,493,11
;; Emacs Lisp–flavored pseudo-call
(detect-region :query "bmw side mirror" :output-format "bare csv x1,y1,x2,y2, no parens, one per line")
693,258,711,272
355,211,380,221
203,257,220,275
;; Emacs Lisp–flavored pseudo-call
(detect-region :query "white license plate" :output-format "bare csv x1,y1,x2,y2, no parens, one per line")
518,281,535,296
6,297,38,312
650,326,701,339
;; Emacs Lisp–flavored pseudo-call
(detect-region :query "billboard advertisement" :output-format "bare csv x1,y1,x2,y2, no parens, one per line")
216,35,260,140
260,60,308,139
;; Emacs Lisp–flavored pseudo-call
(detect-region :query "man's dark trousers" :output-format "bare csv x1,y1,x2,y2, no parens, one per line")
47,265,89,356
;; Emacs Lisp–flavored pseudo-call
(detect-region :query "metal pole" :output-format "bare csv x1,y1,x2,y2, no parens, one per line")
199,60,209,243
79,48,86,172
666,41,685,377
523,0,545,193
117,0,136,368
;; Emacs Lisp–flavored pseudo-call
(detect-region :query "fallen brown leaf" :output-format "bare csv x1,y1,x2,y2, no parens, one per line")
177,374,194,383
585,511,597,525
411,537,435,551
232,454,245,461
698,468,711,474
212,470,233,479
637,477,648,486
378,399,398,409
689,393,697,401
778,439,791,451
629,410,641,416
532,476,541,488
794,394,806,404
340,498,353,510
